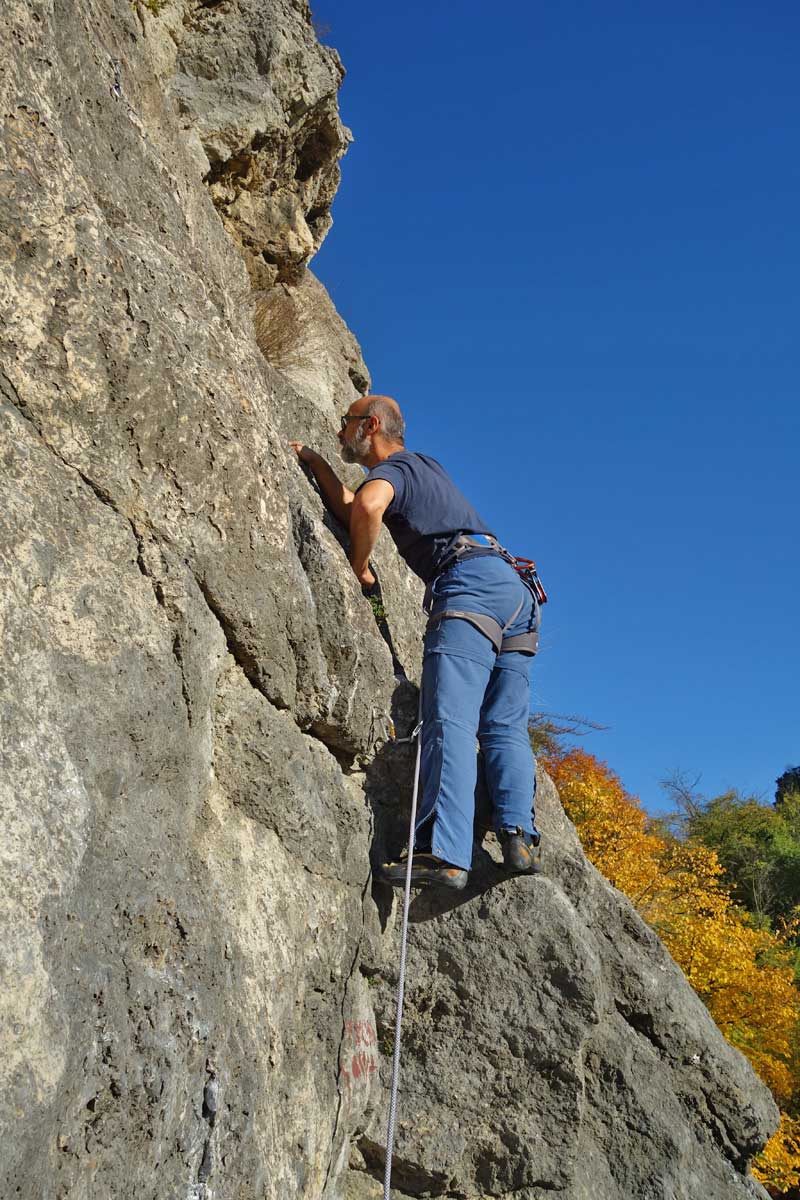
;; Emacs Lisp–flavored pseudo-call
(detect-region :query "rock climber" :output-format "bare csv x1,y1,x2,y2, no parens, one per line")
289,394,541,890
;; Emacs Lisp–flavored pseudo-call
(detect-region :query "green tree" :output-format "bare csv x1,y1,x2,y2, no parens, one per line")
662,775,800,925
776,767,800,807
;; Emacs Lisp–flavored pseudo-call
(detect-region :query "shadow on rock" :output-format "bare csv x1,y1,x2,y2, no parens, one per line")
407,844,543,922
363,676,420,933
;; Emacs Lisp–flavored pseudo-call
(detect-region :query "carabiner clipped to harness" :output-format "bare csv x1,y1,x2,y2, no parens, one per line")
434,533,548,607
509,556,548,606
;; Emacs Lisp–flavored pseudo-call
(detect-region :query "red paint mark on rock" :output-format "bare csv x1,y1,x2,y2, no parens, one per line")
340,1019,379,1090
344,1018,378,1048
350,1050,376,1081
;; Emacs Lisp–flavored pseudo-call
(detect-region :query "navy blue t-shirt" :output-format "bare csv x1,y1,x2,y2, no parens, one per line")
358,451,495,583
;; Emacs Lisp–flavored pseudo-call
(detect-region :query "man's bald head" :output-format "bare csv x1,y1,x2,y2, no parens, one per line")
339,393,405,466
359,394,405,444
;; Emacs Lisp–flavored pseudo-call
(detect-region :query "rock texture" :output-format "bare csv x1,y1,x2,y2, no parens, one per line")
351,772,777,1200
171,0,351,289
0,1,777,1198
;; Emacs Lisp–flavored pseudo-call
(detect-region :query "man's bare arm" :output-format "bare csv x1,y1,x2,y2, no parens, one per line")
288,443,355,526
348,480,394,588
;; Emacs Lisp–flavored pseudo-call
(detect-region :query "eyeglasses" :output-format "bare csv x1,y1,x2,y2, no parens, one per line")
340,414,366,431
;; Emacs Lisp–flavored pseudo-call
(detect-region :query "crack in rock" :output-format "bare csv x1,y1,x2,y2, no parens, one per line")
322,862,374,1196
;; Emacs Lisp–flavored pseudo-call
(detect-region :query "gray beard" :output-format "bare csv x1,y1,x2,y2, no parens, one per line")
340,432,371,465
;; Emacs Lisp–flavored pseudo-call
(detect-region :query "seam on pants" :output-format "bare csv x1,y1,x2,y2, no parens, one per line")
415,730,443,842
419,720,478,866
427,714,481,736
423,645,497,667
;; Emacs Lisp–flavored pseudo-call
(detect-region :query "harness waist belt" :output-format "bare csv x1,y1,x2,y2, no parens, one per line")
433,534,499,579
434,533,548,608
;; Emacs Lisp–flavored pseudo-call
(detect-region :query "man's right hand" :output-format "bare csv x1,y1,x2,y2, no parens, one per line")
288,441,319,465
287,442,356,527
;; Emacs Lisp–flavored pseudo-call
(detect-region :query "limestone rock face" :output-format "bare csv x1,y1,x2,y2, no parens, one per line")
170,0,351,288
0,2,777,1199
254,272,370,416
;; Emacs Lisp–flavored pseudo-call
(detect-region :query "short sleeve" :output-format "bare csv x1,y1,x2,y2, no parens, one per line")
359,462,407,516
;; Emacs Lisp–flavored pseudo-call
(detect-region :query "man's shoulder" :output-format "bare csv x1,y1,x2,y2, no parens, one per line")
365,454,407,482
376,450,445,473
357,454,411,500
364,451,449,491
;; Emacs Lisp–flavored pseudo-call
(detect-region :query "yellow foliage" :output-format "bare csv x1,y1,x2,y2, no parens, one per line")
755,1114,800,1192
543,748,800,1194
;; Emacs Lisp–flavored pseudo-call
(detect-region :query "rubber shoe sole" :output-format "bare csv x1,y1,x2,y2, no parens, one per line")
500,829,542,875
379,852,469,891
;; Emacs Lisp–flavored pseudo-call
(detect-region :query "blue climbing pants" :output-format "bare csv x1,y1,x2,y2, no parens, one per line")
416,554,540,870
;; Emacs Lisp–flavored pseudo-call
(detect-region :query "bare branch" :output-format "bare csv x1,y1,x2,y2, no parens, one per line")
528,711,608,755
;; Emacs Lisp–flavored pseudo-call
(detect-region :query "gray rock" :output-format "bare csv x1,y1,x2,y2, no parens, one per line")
0,2,777,1199
169,0,351,287
353,772,776,1199
254,272,370,418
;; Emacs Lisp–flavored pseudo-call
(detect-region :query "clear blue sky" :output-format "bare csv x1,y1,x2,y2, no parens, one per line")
311,1,799,815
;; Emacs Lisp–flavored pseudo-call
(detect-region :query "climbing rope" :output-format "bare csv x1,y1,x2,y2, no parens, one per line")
384,693,424,1200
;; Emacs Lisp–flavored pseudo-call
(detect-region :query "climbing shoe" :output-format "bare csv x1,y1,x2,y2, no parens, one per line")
379,851,468,891
499,828,542,875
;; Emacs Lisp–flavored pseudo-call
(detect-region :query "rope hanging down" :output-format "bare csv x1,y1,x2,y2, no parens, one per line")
384,692,424,1200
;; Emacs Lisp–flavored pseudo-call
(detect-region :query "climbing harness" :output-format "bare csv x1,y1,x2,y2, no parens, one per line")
424,534,548,657
384,690,424,1200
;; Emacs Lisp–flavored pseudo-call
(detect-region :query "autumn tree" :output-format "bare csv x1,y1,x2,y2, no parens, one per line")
543,747,800,1195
